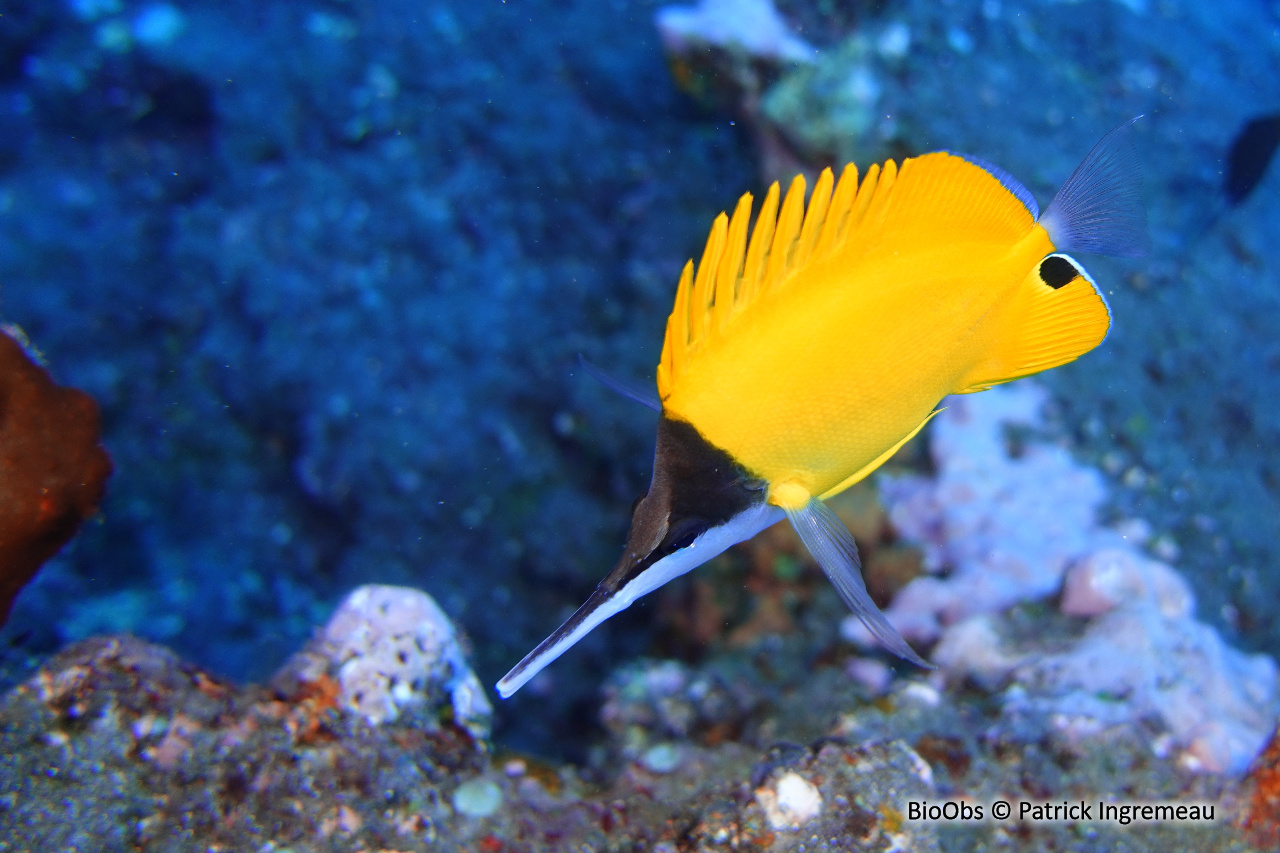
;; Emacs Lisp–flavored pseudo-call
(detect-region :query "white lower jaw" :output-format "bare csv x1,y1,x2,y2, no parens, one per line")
495,501,785,699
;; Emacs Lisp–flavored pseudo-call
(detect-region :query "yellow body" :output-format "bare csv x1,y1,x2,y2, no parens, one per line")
657,153,1108,507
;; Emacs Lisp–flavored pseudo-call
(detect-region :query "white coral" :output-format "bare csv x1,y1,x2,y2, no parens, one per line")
656,0,817,64
315,584,492,735
866,380,1278,775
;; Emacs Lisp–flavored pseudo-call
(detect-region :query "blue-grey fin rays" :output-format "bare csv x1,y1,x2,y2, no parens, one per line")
1039,117,1149,258
578,354,662,412
494,501,784,698
942,151,1040,219
496,585,624,699
783,497,933,669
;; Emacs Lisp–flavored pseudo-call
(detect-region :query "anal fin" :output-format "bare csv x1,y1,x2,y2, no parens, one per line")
956,253,1111,394
783,494,931,668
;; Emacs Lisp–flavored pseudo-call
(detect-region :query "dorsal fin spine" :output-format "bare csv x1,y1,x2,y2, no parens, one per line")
794,168,834,271
816,163,859,255
851,162,882,227
740,181,780,309
866,159,899,230
715,193,753,334
660,157,920,396
766,175,807,289
691,213,727,347
660,260,694,396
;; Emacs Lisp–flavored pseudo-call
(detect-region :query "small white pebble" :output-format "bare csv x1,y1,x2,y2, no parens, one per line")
1111,517,1152,544
906,747,934,786
503,758,527,777
1122,466,1149,489
901,681,941,707
768,772,822,829
452,778,503,818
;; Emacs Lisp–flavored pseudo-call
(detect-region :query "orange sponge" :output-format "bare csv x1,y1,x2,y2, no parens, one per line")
0,327,112,625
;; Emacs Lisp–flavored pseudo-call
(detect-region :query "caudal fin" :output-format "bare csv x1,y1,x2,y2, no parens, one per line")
1040,118,1149,258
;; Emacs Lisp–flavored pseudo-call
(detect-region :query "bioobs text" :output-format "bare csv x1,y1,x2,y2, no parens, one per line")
907,801,983,821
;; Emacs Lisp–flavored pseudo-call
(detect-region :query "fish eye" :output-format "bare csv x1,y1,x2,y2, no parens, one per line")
666,518,708,551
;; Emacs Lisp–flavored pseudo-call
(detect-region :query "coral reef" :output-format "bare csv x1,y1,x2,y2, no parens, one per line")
0,326,111,625
1,0,1278,847
656,0,817,64
0,634,487,851
0,621,943,852
271,584,491,738
868,382,1112,645
1241,727,1280,848
1,618,1254,851
859,382,1278,776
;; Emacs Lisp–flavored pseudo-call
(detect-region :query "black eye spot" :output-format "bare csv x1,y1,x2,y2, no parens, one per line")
1040,255,1079,289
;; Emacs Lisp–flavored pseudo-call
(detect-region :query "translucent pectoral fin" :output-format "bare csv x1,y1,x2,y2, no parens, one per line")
496,501,785,699
578,354,662,412
784,497,933,669
1039,117,1148,258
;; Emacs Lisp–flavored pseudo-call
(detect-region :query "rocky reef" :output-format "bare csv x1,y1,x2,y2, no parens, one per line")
0,580,1264,851
2,0,1279,849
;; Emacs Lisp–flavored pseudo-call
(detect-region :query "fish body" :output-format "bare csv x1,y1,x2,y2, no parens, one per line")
497,122,1146,699
663,159,1059,503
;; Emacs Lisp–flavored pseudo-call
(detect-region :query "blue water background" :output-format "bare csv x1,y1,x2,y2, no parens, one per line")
0,0,1277,756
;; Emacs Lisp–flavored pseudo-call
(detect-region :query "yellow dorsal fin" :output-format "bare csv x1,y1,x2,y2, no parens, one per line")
658,152,1039,400
764,174,808,289
658,171,863,399
955,253,1111,393
689,212,727,348
855,153,1032,249
814,163,859,256
738,180,780,309
714,193,753,334
793,167,834,271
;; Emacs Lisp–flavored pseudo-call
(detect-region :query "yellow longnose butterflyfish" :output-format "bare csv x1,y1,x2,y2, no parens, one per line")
497,121,1147,699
